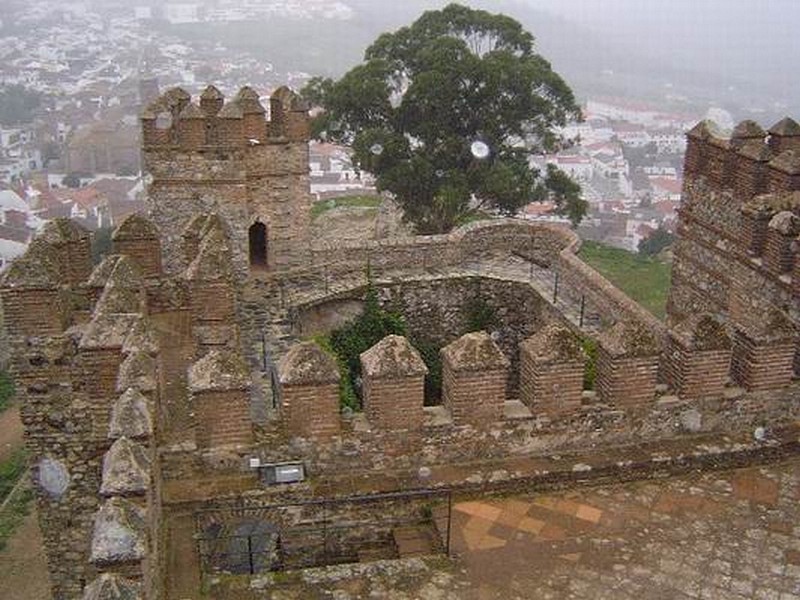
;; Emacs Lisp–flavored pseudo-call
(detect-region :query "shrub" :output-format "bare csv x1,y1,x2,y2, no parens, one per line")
464,298,498,333
327,281,406,408
0,371,14,413
412,336,443,405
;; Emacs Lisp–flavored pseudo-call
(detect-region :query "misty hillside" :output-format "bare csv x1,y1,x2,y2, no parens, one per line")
156,0,796,119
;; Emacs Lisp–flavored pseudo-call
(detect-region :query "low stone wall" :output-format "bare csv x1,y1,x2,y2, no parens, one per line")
158,382,800,486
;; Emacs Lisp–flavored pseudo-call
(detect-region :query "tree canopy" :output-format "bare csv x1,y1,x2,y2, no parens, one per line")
0,85,42,126
638,225,674,257
303,3,584,233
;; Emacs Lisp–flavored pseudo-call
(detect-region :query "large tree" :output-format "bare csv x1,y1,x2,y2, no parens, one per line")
303,3,584,233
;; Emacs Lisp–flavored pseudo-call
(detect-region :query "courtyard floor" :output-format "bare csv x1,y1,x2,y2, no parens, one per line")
237,456,800,600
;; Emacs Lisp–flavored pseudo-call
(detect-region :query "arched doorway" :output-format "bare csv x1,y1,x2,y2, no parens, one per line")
249,221,267,268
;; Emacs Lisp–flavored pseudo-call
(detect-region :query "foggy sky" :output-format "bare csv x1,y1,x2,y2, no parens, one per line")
518,0,799,107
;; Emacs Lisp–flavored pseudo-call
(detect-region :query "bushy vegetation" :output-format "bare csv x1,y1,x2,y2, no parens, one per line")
578,240,671,319
0,371,14,413
464,298,498,333
91,226,114,265
638,226,675,257
326,282,406,408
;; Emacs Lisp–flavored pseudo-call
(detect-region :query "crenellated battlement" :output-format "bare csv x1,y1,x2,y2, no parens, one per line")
141,85,311,151
683,118,800,200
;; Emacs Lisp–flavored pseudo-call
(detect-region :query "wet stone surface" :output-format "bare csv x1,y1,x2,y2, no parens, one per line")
230,458,800,599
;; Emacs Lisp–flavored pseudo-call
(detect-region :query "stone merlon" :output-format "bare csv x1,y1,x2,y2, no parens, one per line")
361,335,428,379
188,348,251,393
87,255,124,288
90,497,147,565
769,117,800,137
0,239,62,289
600,322,660,358
521,324,585,364
279,342,340,386
91,256,145,315
109,388,153,440
769,211,800,236
39,217,90,244
112,214,160,242
100,437,151,497
116,350,157,394
671,313,731,351
80,313,142,350
742,309,797,343
441,331,508,372
82,573,142,600
121,317,159,356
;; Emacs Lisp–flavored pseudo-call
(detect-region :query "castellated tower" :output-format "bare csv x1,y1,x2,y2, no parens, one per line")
141,85,312,276
667,117,800,384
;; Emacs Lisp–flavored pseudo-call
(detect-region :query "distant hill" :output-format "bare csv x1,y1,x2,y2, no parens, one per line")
159,0,797,120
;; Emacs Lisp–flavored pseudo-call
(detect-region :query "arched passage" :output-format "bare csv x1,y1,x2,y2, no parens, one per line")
249,221,267,268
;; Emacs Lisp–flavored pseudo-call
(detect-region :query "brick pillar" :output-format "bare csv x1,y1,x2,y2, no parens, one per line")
112,214,162,279
768,117,800,155
519,325,585,417
764,211,800,275
662,314,731,399
731,312,797,391
176,102,206,149
236,86,267,143
39,218,92,286
767,150,800,193
184,221,238,353
596,322,660,409
740,199,774,257
0,240,68,337
217,102,245,147
684,121,712,180
278,342,341,439
188,349,252,448
734,141,772,201
706,136,730,189
80,313,140,440
441,331,508,427
360,335,427,431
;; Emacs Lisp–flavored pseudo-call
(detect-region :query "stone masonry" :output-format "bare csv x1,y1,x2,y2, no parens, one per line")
0,91,798,600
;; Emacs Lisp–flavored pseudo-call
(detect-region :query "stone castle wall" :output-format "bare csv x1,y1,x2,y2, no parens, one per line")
2,99,800,600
